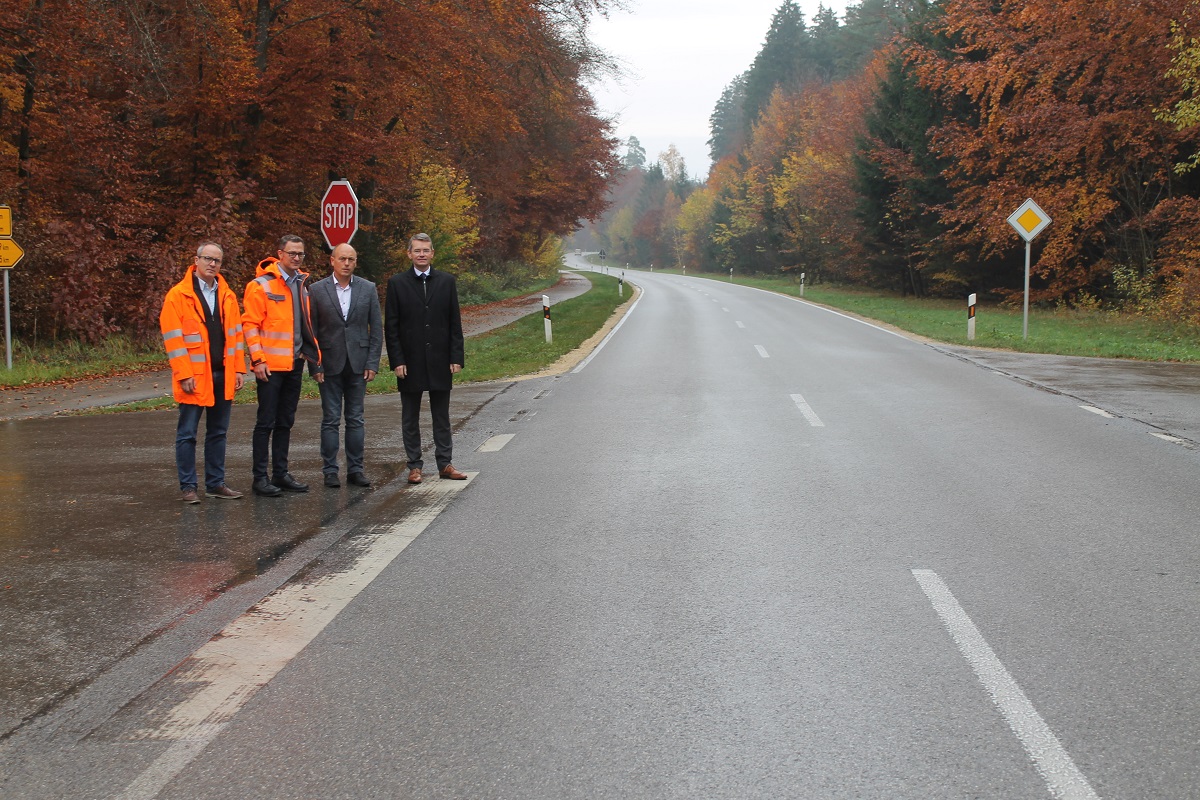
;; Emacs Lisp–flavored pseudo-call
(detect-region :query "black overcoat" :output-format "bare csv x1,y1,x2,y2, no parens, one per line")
384,268,464,392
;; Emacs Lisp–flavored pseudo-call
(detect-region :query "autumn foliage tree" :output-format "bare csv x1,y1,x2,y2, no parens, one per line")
650,0,1200,325
0,0,619,342
907,0,1200,307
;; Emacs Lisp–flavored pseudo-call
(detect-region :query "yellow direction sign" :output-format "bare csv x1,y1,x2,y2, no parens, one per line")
1007,198,1051,242
0,206,11,237
0,237,25,269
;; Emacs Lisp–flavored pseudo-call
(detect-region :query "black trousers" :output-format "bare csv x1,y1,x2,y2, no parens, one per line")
400,389,452,471
253,361,304,480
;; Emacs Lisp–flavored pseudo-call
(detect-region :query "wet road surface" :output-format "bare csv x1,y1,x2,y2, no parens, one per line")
1,263,1198,797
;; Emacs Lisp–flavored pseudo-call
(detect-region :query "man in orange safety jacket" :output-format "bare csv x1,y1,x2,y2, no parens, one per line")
243,234,323,497
160,242,247,503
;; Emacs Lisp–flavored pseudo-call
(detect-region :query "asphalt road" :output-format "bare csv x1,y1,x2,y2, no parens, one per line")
4,266,1200,798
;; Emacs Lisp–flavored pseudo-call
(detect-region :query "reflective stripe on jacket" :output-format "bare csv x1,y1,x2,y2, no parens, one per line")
242,257,321,372
159,266,246,406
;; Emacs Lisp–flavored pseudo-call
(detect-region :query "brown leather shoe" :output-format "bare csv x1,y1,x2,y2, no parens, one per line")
180,489,200,504
407,468,423,484
205,485,243,499
439,464,467,480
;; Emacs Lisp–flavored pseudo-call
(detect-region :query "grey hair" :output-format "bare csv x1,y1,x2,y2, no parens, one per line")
408,233,433,247
195,241,223,258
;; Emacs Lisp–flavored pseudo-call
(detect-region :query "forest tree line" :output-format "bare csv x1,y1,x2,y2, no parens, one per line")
0,0,619,342
589,0,1200,324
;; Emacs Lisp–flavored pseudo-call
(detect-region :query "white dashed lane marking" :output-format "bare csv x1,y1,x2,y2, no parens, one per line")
789,394,825,427
478,434,515,452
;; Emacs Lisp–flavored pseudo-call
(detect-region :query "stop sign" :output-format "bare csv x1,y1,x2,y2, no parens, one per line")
320,180,359,249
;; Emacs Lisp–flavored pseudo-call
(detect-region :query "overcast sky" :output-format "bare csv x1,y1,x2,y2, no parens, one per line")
587,0,850,179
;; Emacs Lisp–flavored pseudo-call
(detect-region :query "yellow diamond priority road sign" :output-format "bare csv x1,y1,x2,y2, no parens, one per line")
1007,198,1051,242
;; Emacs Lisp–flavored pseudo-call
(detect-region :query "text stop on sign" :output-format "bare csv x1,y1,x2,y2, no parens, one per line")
324,204,355,227
320,180,359,249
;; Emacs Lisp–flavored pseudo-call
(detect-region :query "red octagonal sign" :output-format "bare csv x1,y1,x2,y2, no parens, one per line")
320,180,359,249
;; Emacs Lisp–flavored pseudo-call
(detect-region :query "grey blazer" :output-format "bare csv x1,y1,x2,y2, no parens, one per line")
308,275,383,377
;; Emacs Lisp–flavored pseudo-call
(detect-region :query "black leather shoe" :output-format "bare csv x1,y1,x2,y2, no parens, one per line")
274,473,309,492
347,472,371,487
324,474,340,488
252,478,282,497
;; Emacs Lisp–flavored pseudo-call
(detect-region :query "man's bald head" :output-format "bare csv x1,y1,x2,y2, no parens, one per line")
330,243,358,285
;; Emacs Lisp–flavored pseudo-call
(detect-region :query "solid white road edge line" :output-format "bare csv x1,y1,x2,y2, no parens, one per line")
1080,405,1115,418
911,569,1100,800
1151,432,1185,444
478,434,516,452
572,291,643,373
789,394,825,427
112,476,475,800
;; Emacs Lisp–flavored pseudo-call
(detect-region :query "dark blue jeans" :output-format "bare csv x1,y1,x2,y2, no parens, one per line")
253,362,303,481
175,372,232,491
319,362,366,476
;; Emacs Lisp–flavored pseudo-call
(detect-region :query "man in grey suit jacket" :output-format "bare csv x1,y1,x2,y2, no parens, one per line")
308,243,383,487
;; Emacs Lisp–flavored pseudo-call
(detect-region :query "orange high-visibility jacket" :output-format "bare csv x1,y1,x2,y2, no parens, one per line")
242,257,321,372
159,266,246,406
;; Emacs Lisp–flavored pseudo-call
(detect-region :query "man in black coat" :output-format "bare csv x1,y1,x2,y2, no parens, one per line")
384,233,467,484
308,243,383,488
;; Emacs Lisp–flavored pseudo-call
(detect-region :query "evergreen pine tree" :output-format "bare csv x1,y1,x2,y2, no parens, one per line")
742,1,809,132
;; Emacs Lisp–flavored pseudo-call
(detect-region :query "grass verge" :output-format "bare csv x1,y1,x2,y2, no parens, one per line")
455,272,627,383
0,335,165,388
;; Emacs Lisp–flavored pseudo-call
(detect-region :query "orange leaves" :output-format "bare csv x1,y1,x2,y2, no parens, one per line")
0,0,620,340
908,0,1200,300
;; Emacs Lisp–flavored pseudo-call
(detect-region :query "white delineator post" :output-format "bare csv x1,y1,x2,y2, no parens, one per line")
619,273,624,297
543,295,552,343
968,293,977,341
800,272,806,298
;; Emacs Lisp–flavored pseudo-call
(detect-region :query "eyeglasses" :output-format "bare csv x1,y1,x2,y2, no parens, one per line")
283,251,306,259
198,255,223,265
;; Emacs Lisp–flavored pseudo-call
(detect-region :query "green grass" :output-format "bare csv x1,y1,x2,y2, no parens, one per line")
0,335,165,388
678,272,1200,362
456,272,628,382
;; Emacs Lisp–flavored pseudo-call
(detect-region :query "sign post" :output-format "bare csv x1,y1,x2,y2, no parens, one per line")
1006,198,1051,340
0,205,26,370
320,181,359,250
